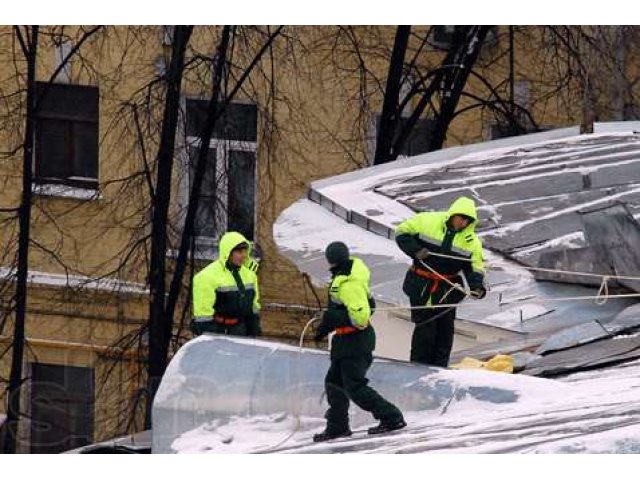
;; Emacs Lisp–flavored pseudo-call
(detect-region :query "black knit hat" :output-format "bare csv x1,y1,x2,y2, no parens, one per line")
325,241,350,265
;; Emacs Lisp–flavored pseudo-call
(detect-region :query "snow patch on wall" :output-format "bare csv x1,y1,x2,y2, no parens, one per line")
0,266,147,294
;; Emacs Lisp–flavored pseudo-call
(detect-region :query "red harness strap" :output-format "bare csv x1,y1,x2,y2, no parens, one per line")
334,326,359,336
410,266,457,295
214,314,239,326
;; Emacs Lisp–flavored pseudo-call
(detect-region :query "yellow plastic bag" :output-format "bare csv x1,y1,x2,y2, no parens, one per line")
451,357,485,370
484,354,514,373
451,354,514,373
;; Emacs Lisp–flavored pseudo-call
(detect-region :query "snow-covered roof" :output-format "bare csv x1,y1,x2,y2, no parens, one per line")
63,430,151,454
153,335,640,453
274,122,640,334
153,130,640,453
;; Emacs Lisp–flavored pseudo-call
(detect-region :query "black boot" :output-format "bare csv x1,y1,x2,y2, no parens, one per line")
312,427,353,443
367,417,407,435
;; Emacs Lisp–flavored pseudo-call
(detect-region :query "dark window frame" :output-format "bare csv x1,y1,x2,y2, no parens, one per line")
29,362,95,454
184,97,258,245
34,82,100,190
432,25,461,51
373,113,435,158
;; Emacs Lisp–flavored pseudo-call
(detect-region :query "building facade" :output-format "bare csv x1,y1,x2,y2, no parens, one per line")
0,25,638,452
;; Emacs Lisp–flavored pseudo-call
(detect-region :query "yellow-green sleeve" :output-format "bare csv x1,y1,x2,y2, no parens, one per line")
252,272,261,314
340,281,371,329
192,273,216,319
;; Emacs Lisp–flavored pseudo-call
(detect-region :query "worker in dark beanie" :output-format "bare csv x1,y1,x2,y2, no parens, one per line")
325,240,350,265
312,241,406,442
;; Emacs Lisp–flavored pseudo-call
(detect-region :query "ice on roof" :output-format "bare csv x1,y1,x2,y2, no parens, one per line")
154,335,640,454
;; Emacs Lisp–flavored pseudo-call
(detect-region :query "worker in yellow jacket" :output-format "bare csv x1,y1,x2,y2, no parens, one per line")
191,231,261,337
395,196,487,367
312,241,405,442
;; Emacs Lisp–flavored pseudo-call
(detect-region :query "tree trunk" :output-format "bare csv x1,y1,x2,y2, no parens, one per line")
145,25,193,428
390,42,462,158
427,26,491,151
374,25,411,165
2,25,38,455
162,26,231,345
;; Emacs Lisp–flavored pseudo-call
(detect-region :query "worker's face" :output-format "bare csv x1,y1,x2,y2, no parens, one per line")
450,215,471,231
230,247,248,267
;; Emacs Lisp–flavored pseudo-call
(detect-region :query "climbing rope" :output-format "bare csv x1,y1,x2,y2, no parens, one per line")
256,255,640,451
285,290,640,315
253,315,318,453
421,249,640,283
416,258,470,296
596,275,610,306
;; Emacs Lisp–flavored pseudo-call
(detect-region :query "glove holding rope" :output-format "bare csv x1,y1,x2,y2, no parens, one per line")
469,286,487,299
415,248,430,261
313,308,353,342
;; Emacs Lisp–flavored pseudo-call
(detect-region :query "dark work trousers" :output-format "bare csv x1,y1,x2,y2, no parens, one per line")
324,353,403,432
409,301,457,367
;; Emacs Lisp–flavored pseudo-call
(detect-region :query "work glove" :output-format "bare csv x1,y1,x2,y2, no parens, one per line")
313,308,351,342
470,286,487,300
245,257,260,273
415,248,430,261
313,316,334,342
368,296,377,316
246,313,262,337
190,320,202,336
314,304,357,342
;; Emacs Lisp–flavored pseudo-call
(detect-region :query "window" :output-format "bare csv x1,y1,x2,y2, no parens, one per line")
54,40,72,83
514,80,531,111
485,120,546,141
227,149,256,238
34,82,99,190
486,122,522,141
479,26,500,59
185,99,258,248
432,25,462,50
373,114,435,159
485,80,534,141
190,147,223,239
29,363,94,453
433,26,499,55
186,99,257,143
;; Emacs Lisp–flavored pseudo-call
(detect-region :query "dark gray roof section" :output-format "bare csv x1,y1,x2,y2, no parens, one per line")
522,335,640,377
535,303,640,355
537,204,640,290
276,125,640,337
372,133,640,268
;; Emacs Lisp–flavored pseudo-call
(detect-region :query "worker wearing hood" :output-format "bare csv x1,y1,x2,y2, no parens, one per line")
191,231,261,337
395,196,487,367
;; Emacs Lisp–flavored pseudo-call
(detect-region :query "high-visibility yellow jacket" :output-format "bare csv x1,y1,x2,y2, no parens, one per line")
395,196,486,302
192,231,261,325
326,256,376,359
328,256,374,329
